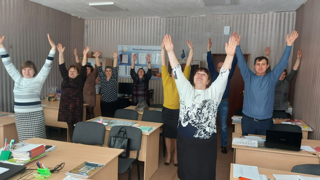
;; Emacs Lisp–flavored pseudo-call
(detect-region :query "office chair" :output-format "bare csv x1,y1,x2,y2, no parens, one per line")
291,164,320,176
72,121,106,146
108,126,142,180
141,110,166,157
114,109,138,120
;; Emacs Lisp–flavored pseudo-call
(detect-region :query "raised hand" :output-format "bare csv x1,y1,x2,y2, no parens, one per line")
57,43,65,53
207,38,212,51
297,50,302,59
225,36,237,56
112,51,117,58
47,34,56,51
163,34,174,52
286,31,299,46
133,54,137,61
94,51,101,58
187,40,193,51
0,35,5,48
74,48,78,56
233,32,241,46
265,47,271,56
146,54,151,62
83,46,90,55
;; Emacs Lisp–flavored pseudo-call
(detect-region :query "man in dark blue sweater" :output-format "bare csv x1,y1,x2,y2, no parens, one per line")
235,31,299,135
207,35,238,154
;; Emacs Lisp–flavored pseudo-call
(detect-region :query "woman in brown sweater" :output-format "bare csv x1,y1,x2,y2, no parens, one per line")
74,48,98,120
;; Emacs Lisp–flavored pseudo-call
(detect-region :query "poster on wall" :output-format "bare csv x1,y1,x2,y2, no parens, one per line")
117,45,162,80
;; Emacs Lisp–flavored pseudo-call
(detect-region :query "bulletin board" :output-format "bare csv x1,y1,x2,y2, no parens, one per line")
117,45,162,80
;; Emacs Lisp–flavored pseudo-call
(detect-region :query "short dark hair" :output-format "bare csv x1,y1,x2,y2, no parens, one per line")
193,67,211,88
105,66,112,71
254,56,269,65
20,61,38,77
85,65,94,73
138,68,145,75
68,65,79,73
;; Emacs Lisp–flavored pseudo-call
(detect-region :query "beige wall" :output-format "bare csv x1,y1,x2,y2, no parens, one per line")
291,0,320,140
0,0,84,112
85,12,296,104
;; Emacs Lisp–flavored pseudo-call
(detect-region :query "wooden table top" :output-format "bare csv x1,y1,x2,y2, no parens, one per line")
41,100,88,110
124,106,162,115
0,111,15,126
12,138,123,179
88,117,163,135
230,163,320,179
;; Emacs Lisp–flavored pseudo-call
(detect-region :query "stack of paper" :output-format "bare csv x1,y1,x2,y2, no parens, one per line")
274,174,320,180
233,164,261,180
232,138,258,147
12,144,45,161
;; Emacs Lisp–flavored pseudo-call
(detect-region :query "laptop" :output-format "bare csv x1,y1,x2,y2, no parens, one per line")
0,162,26,179
265,129,302,151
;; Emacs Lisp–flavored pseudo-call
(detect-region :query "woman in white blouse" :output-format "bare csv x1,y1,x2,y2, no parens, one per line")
163,34,237,180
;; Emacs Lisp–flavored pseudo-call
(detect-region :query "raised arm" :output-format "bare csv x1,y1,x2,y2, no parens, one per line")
95,51,107,82
146,54,151,69
112,51,118,67
74,48,80,63
36,34,56,82
265,47,272,73
57,43,68,79
271,31,299,81
223,36,236,70
186,40,193,66
131,54,137,69
161,42,166,66
82,46,90,66
293,50,302,71
130,54,138,79
228,32,239,79
234,33,251,79
0,35,22,81
163,34,179,68
206,38,218,78
95,51,101,67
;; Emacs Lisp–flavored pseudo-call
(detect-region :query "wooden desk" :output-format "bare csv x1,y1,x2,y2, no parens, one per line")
10,138,123,180
124,106,162,120
232,116,312,139
88,117,163,180
0,112,18,146
232,133,320,172
230,163,320,179
41,100,87,142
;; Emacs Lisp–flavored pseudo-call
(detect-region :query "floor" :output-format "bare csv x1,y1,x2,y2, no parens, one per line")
47,126,234,180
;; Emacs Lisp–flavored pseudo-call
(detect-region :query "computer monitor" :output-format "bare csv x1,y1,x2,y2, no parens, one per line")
118,83,133,96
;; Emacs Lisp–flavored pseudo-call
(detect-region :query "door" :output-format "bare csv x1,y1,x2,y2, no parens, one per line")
211,54,249,126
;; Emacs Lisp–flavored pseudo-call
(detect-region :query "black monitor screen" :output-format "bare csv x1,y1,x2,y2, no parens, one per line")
118,83,133,95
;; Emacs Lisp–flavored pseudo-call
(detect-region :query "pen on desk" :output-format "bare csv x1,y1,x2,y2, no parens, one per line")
4,138,7,149
42,163,46,169
36,162,41,168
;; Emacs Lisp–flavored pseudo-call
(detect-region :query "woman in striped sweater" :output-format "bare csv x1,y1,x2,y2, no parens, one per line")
0,34,56,142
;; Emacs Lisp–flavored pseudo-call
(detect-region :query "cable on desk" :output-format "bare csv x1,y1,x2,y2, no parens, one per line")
50,162,65,173
301,149,320,164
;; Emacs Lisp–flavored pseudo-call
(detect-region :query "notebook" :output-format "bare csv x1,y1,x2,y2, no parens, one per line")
0,162,26,179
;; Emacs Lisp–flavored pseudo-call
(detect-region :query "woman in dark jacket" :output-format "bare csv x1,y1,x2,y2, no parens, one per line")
57,43,89,140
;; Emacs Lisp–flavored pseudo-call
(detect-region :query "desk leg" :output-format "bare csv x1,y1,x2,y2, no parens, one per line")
302,131,308,139
144,128,160,180
90,157,118,180
83,107,87,121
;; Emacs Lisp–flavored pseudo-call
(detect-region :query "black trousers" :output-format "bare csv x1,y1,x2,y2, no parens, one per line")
241,114,273,135
100,100,118,117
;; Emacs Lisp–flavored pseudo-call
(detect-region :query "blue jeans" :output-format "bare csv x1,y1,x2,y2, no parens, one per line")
218,100,228,147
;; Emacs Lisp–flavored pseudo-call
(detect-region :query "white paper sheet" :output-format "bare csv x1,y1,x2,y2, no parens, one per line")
126,66,132,76
232,138,258,147
151,53,161,64
244,136,265,142
233,164,261,180
122,54,128,63
143,67,149,73
260,175,267,180
0,167,9,174
118,66,126,76
301,145,316,152
273,174,300,180
298,175,320,180
139,53,147,64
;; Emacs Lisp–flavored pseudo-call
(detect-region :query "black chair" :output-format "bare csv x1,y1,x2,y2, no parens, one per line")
291,164,320,176
108,126,142,180
150,104,163,108
114,109,138,120
141,111,166,157
72,121,106,146
272,124,302,133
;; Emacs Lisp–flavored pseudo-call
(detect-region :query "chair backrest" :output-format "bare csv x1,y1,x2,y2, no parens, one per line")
150,104,163,108
141,110,162,123
272,124,302,133
114,109,138,120
72,121,106,146
108,126,142,151
291,164,320,176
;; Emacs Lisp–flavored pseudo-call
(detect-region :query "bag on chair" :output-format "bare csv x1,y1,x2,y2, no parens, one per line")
109,127,131,158
135,100,149,111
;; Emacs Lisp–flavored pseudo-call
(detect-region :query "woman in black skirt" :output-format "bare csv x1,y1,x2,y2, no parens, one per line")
163,34,236,180
160,40,193,166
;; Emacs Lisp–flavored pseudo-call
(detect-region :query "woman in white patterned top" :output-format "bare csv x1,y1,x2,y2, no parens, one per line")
96,51,118,117
0,34,56,142
163,34,236,180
